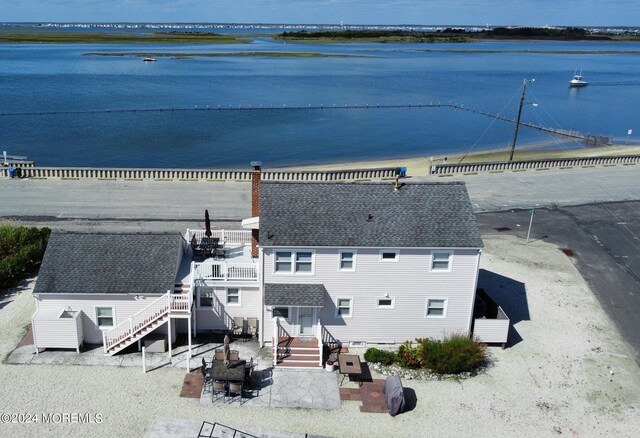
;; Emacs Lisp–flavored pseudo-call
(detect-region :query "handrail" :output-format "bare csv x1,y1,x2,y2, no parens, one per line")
103,292,170,352
317,318,323,367
187,229,252,245
273,317,279,366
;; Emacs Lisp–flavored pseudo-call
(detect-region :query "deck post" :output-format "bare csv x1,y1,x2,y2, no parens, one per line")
168,316,172,361
187,316,192,373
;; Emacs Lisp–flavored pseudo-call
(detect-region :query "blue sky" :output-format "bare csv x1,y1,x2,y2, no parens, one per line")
2,1,637,26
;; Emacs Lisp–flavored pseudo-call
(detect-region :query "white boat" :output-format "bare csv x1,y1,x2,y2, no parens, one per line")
569,70,588,87
143,57,156,62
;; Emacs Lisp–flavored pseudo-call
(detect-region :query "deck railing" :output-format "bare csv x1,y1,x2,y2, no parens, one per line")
194,261,258,281
317,318,324,367
185,229,252,246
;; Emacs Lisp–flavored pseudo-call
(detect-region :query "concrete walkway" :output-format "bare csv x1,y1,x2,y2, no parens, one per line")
6,335,263,372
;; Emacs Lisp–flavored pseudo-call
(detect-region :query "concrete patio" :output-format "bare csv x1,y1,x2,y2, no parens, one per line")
200,366,341,410
6,332,263,372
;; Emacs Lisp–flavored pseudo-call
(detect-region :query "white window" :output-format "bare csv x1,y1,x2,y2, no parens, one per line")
426,299,447,318
377,297,395,309
226,288,240,306
336,298,353,318
274,250,314,274
431,251,452,271
275,251,292,273
295,252,313,273
95,306,114,328
272,307,289,319
199,289,214,308
380,250,399,262
339,251,356,271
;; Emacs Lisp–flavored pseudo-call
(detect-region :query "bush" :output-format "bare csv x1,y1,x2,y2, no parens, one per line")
364,347,395,365
396,341,425,368
418,335,486,374
0,225,50,290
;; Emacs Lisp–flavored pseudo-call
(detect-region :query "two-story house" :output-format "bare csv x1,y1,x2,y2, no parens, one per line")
30,169,484,368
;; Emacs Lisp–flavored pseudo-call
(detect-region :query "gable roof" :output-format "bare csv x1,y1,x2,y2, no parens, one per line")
33,232,183,295
259,181,483,248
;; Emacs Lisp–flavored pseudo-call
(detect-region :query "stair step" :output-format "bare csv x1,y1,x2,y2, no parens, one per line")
276,361,322,368
278,354,320,361
277,348,319,355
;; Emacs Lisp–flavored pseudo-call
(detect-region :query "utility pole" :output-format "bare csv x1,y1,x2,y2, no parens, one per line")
509,79,529,162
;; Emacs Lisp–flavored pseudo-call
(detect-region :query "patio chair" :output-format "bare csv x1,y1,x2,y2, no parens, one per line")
227,382,243,404
243,358,254,396
214,350,225,361
229,351,239,361
201,359,212,394
233,317,245,339
212,380,226,402
247,318,258,339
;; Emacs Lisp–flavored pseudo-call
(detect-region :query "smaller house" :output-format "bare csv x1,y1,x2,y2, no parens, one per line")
31,232,193,356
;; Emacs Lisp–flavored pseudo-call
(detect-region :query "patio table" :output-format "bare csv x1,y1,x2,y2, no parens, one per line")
210,359,246,383
338,354,362,386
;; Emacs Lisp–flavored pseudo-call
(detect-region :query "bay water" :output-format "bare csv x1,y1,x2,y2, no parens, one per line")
0,31,638,168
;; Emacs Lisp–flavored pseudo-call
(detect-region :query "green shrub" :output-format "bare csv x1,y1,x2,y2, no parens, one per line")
364,347,395,365
0,225,50,290
396,340,425,368
418,335,486,374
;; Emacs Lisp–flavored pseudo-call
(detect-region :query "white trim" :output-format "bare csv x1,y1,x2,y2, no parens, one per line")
271,306,290,321
197,287,214,308
425,298,448,318
379,249,399,262
376,297,395,309
297,307,316,336
225,287,241,306
338,250,357,272
262,245,481,251
336,297,354,318
94,305,116,329
273,250,315,275
430,250,453,272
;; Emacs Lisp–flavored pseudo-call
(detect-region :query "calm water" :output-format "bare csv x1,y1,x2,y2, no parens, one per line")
1,32,639,168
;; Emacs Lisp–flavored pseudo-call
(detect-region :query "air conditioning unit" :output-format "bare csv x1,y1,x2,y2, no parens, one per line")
349,341,367,348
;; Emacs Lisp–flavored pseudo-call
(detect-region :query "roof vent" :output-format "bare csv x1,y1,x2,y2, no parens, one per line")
367,214,373,222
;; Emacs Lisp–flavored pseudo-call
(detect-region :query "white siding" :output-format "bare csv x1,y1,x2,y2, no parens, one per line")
35,294,167,344
195,286,261,333
263,247,481,344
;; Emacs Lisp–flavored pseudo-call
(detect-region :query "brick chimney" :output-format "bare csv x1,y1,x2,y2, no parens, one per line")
250,161,262,257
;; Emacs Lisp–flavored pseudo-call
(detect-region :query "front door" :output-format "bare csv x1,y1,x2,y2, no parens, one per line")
299,307,314,336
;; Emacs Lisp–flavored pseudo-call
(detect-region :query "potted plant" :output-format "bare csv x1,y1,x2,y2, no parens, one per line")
325,359,337,372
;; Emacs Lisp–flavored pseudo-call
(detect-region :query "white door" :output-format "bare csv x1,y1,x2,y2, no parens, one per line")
299,307,314,336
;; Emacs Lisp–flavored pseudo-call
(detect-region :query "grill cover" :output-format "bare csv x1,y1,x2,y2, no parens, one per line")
383,375,405,416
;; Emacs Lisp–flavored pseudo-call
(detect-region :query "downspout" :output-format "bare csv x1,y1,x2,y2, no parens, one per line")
466,249,483,337
259,246,265,348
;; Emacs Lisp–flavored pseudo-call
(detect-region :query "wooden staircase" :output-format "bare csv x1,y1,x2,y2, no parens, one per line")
275,337,322,368
102,290,191,356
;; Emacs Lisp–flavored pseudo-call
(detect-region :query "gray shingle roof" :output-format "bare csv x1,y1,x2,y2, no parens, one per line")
33,233,183,295
259,182,483,248
265,283,326,307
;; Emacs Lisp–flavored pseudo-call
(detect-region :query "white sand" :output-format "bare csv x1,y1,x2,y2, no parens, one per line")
1,235,638,437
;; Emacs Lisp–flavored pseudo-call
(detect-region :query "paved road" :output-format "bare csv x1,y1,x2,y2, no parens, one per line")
2,164,639,364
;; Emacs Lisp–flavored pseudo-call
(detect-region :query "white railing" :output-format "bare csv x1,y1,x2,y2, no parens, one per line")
194,261,258,281
185,229,252,246
273,317,280,366
317,318,323,367
170,294,191,312
103,293,170,353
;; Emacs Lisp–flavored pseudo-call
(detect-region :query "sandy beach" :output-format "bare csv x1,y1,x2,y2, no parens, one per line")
1,234,638,437
274,144,640,176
